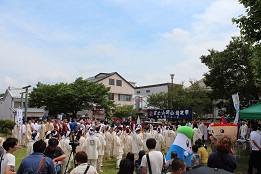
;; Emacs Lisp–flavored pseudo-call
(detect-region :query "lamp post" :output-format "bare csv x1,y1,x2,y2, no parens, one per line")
170,74,175,109
22,85,31,122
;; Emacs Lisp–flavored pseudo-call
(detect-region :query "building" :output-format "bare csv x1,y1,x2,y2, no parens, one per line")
0,87,45,122
134,83,177,109
86,72,135,118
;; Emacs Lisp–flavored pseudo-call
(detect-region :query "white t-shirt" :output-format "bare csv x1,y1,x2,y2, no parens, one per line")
1,153,15,174
141,150,164,174
250,131,261,151
70,163,98,174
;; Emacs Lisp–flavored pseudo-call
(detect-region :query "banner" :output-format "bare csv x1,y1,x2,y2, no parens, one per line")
147,109,192,120
232,93,240,124
16,108,23,127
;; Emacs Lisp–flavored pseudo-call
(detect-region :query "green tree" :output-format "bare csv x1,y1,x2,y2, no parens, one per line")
29,77,114,117
112,105,136,119
232,0,261,44
147,92,169,109
147,82,213,119
233,0,261,87
200,36,260,111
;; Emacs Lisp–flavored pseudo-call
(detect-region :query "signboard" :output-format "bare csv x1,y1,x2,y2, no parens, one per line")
147,109,192,120
16,108,23,127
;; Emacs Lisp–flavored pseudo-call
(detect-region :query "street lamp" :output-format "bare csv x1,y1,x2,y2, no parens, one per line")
22,85,31,121
170,74,175,109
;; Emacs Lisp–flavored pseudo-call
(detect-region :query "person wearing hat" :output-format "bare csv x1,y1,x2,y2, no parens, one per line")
81,128,101,169
60,131,72,173
104,126,113,160
132,127,144,161
114,129,124,169
95,126,106,172
164,125,177,154
155,127,164,152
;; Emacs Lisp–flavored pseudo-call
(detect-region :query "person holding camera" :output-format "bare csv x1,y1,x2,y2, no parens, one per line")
44,138,66,174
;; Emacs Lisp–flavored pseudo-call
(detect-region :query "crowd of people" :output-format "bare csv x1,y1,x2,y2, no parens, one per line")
0,117,260,174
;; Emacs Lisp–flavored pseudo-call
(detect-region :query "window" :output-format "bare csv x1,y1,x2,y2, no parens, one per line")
118,94,132,101
146,90,150,93
137,91,140,94
109,79,115,85
108,93,114,100
116,80,122,86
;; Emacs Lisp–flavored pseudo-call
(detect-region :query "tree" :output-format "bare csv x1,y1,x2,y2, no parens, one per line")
147,92,169,109
147,82,213,119
233,0,261,87
28,77,114,117
185,80,213,119
232,0,261,44
200,36,261,111
112,105,136,119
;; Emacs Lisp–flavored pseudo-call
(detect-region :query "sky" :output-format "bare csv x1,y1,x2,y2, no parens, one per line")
0,0,245,92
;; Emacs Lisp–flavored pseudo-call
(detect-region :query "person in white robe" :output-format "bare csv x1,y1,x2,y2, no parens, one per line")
155,127,164,151
104,126,113,160
81,128,101,169
114,130,124,169
240,121,248,139
132,127,143,160
164,126,177,153
26,132,39,156
192,123,203,145
95,127,106,172
26,120,33,147
60,131,72,173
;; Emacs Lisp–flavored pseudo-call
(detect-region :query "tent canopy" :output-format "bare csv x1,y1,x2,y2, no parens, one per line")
239,102,261,119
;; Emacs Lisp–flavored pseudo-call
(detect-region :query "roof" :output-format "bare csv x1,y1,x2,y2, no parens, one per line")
135,83,170,89
6,87,33,99
86,72,134,88
10,107,45,113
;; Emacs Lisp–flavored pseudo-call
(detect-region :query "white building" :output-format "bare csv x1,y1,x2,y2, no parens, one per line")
0,87,45,122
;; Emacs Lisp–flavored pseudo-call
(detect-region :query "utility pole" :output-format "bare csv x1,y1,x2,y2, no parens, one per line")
170,74,175,109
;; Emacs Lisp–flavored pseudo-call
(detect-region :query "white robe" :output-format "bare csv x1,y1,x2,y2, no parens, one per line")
82,136,101,160
131,133,143,154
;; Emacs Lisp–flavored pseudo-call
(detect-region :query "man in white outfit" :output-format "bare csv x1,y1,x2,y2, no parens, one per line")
132,128,144,160
164,126,176,153
95,127,106,172
104,126,113,160
114,130,124,169
81,128,101,169
240,121,248,139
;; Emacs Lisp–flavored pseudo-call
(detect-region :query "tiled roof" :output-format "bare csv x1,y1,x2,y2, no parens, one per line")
7,87,33,99
10,107,45,113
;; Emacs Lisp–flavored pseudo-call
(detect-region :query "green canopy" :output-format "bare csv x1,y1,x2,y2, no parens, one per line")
240,102,261,119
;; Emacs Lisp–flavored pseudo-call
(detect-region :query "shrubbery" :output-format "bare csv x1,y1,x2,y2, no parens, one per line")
0,119,16,135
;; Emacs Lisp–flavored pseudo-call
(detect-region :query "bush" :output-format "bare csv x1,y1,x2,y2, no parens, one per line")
0,119,16,135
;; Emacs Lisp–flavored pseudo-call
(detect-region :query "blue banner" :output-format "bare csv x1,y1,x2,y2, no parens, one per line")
147,109,192,120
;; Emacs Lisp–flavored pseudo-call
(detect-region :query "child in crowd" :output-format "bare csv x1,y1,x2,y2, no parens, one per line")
191,145,201,169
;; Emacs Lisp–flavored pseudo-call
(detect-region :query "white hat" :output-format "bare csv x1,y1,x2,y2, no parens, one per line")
44,131,51,139
135,127,141,132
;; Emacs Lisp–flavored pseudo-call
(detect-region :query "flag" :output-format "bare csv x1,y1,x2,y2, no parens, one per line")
232,93,240,124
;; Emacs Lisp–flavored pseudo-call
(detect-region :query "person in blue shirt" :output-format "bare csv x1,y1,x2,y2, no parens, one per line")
70,119,77,132
17,140,56,174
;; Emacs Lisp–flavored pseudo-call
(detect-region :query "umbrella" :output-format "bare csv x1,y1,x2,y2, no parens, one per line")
184,166,232,174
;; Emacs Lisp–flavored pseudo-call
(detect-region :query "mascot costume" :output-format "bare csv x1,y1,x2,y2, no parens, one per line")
166,126,194,168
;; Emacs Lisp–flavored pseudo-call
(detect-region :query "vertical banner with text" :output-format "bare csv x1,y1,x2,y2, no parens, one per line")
16,108,23,127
